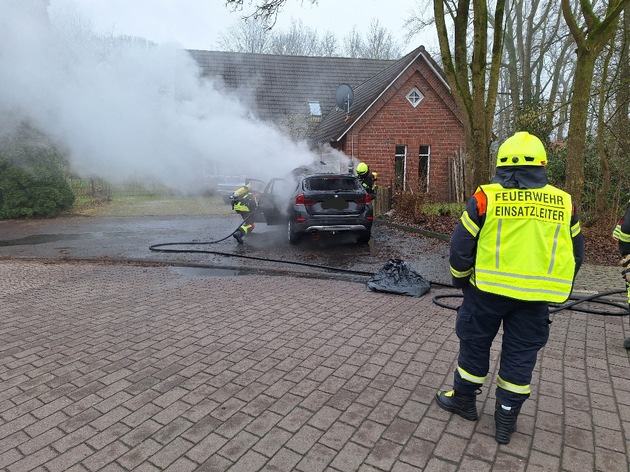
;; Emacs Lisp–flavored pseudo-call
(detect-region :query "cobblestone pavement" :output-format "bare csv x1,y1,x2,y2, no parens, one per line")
1,259,629,472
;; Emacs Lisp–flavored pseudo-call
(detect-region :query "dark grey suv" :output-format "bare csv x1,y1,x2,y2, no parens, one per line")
259,173,374,244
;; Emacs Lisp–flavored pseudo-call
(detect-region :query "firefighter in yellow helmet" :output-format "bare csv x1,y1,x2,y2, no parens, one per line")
230,182,259,244
355,162,377,199
435,131,584,444
612,201,630,349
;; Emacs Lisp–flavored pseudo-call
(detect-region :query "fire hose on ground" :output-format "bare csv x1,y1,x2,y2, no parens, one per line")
149,215,630,318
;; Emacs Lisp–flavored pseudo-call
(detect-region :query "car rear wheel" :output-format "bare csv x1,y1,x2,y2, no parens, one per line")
356,230,371,244
288,220,301,244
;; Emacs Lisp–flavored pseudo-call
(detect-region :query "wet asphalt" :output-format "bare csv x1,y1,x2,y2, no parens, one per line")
0,215,454,286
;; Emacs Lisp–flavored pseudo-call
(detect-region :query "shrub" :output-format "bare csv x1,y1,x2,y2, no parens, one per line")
0,140,75,219
392,192,424,221
392,191,465,223
420,202,466,217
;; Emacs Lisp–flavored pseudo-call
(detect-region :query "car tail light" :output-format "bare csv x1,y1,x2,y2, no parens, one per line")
295,193,315,206
295,217,307,222
357,193,371,205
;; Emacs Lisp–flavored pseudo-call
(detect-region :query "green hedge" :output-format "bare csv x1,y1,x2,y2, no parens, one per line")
0,143,75,219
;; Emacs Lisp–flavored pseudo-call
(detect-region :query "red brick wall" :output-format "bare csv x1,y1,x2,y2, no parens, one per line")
340,60,465,202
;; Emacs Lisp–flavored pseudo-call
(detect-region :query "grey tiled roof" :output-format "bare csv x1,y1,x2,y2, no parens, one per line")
188,50,394,123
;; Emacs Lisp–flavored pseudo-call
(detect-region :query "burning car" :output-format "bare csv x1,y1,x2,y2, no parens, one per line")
258,172,373,244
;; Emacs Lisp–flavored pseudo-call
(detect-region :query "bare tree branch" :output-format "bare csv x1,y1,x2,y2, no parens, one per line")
224,0,318,25
269,19,319,55
217,17,272,53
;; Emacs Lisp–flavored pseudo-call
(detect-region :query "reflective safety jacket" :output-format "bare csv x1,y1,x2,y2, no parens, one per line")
612,202,630,255
232,190,258,213
451,183,582,303
357,171,377,196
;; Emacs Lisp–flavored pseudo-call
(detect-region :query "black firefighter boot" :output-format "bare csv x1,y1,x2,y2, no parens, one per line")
232,228,244,244
494,401,521,444
435,389,478,421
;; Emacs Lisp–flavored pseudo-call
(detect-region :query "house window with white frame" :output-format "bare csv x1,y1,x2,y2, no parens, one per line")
418,145,430,192
406,87,424,107
395,145,407,192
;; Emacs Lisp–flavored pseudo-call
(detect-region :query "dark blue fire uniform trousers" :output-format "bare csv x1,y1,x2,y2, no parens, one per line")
454,284,551,407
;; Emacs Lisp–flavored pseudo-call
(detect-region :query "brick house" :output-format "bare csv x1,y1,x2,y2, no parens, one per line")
189,46,465,202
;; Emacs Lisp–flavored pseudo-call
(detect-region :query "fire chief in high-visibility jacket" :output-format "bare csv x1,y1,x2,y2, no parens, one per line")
436,131,584,445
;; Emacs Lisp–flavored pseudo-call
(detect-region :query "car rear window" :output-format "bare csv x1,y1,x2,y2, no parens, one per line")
304,177,360,191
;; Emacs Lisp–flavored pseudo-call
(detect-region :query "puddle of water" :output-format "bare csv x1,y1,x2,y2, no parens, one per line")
171,266,243,277
0,234,84,246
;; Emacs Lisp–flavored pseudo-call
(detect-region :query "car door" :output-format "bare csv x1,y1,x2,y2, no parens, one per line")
258,178,291,225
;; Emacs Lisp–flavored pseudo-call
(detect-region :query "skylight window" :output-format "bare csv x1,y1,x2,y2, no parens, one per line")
406,87,424,107
309,101,322,116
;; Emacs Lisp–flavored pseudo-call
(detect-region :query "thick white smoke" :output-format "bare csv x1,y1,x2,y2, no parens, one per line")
0,0,327,193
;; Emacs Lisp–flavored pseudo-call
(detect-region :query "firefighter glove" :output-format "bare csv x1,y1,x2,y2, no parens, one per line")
451,275,470,289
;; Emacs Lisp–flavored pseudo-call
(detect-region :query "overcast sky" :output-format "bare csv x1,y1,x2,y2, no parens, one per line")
47,0,437,55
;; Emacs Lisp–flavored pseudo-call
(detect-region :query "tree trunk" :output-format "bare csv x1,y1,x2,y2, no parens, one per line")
564,50,597,210
561,0,629,212
468,128,489,194
617,7,630,164
594,43,614,218
433,0,505,196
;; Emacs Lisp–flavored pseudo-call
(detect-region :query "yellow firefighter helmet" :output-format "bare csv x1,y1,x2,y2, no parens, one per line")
497,131,547,167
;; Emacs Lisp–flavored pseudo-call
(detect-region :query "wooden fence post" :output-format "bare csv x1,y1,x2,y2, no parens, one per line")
374,187,392,217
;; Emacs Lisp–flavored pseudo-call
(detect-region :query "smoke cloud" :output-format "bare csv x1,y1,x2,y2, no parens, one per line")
0,0,331,193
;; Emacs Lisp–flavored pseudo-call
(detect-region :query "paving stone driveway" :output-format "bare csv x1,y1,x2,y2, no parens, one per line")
1,260,629,472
